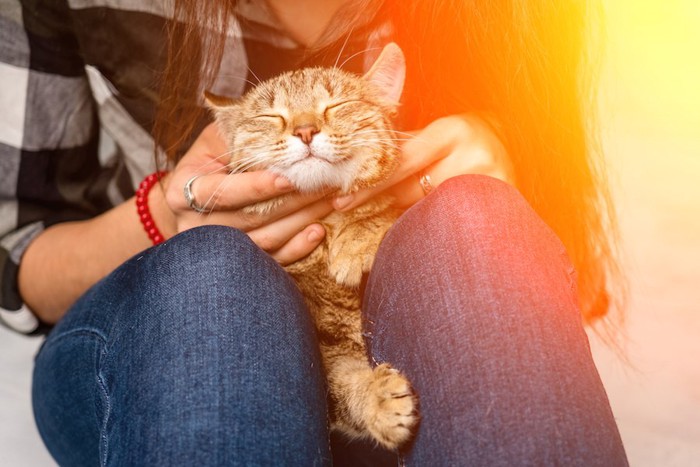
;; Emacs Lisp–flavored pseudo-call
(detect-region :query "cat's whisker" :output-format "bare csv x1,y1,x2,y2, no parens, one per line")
235,146,282,163
202,148,283,210
342,138,419,147
228,160,262,174
333,24,356,69
200,171,237,214
349,137,417,142
189,151,263,179
342,142,393,148
192,148,237,168
228,153,273,174
246,66,262,86
189,151,240,177
229,162,261,175
239,78,259,88
216,138,286,157
189,163,231,180
225,144,280,164
360,136,433,146
226,153,261,167
351,129,427,140
228,141,285,153
337,46,383,71
343,134,417,142
212,72,260,89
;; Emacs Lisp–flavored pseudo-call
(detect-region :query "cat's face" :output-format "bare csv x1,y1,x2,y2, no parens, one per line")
207,43,405,194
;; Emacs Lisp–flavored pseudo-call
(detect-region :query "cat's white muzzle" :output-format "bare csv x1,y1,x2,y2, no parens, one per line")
276,134,358,193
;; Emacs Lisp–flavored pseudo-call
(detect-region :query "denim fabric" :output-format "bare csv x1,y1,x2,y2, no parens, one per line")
33,227,331,466
363,175,628,466
32,175,627,466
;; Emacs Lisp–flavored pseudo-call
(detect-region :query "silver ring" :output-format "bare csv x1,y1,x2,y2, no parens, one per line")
418,173,434,196
183,175,208,213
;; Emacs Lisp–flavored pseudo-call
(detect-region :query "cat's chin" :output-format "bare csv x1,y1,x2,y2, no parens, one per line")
273,157,357,194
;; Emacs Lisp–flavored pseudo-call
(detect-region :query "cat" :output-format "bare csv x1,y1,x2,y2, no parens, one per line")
206,43,419,450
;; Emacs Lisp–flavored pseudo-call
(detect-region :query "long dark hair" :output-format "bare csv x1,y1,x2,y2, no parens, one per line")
154,0,625,324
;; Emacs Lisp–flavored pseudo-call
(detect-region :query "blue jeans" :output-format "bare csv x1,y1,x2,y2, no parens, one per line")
33,175,628,466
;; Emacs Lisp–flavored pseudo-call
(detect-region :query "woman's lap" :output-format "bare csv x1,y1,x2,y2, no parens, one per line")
32,175,627,466
33,227,331,466
364,175,627,465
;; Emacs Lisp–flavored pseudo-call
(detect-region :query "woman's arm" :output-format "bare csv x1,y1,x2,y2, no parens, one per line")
333,114,514,211
0,0,102,333
18,125,331,324
18,195,152,324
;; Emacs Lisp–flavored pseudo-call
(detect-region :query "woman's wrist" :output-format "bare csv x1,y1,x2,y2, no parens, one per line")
136,172,169,244
18,181,178,324
142,171,178,242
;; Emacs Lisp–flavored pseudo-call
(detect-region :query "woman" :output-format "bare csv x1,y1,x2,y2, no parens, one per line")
1,0,627,464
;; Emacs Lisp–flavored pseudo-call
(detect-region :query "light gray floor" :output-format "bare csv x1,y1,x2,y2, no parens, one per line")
0,328,52,465
1,3,698,466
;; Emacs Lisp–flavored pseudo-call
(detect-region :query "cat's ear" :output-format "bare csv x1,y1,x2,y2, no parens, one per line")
362,42,406,104
203,90,241,123
203,90,238,109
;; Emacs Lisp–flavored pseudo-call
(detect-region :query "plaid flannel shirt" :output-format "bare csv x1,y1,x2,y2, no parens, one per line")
0,0,387,334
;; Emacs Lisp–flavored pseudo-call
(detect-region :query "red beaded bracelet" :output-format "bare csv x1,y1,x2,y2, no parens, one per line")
135,171,169,245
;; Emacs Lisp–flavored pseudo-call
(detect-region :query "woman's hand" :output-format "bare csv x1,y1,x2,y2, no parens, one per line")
332,114,514,211
158,123,331,265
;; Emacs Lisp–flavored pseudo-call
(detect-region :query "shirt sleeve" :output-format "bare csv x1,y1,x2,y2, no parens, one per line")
0,0,104,334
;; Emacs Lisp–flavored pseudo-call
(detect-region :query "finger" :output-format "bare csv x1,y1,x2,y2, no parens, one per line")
175,189,330,233
176,170,295,213
235,190,330,231
332,120,462,212
270,224,326,266
247,198,334,252
331,166,426,212
387,171,431,208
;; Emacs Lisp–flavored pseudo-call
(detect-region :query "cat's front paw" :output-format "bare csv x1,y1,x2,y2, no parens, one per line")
365,364,420,450
328,249,373,288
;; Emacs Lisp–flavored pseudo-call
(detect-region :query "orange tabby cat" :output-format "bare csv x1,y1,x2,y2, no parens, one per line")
207,43,419,450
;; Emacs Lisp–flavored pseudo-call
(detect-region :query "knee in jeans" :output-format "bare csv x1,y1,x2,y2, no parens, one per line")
426,174,525,226
157,225,261,273
387,174,527,247
377,174,572,285
150,226,275,288
134,225,293,328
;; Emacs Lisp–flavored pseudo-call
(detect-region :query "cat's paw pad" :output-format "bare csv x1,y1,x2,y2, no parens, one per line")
365,364,419,450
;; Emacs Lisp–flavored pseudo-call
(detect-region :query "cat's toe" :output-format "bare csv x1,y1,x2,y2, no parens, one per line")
366,364,420,450
329,256,365,287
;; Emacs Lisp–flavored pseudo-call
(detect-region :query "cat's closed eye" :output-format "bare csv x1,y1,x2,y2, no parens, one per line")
251,114,287,129
325,100,362,111
324,99,366,119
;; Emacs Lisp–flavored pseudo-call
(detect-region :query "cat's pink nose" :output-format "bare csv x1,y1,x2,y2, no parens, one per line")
293,124,319,145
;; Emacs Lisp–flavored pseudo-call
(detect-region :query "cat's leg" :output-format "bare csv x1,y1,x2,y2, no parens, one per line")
326,356,418,450
314,295,418,449
326,204,399,288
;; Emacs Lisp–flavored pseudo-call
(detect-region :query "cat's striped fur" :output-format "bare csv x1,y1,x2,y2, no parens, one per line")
207,44,419,450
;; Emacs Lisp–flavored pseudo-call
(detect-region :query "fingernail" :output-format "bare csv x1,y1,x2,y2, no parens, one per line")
307,226,324,243
275,176,293,191
333,194,354,210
